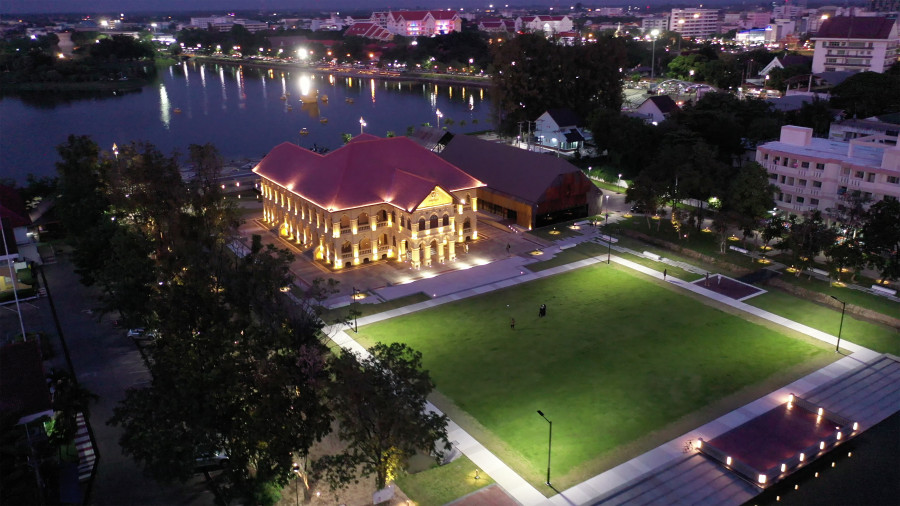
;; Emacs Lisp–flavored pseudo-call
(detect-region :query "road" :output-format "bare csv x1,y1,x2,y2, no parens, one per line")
0,252,213,505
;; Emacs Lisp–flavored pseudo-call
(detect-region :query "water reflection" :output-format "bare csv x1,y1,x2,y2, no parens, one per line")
159,83,170,129
1,60,492,182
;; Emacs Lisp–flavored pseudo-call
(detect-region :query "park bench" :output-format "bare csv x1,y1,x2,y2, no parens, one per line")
728,245,750,255
643,251,662,261
560,243,576,250
871,285,897,297
807,268,829,277
598,235,618,244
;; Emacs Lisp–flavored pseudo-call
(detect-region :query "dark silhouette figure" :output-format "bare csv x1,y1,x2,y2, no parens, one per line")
510,318,516,330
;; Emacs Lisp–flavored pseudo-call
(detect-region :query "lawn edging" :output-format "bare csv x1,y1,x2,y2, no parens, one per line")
764,278,900,330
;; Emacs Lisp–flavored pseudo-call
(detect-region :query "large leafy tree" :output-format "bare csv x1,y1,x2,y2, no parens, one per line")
861,198,900,283
323,342,450,490
777,211,837,275
53,137,334,504
491,33,626,133
830,70,900,119
722,162,777,246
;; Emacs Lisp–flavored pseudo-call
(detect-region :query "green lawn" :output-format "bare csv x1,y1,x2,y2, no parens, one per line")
356,265,831,491
774,273,899,318
746,290,900,356
395,455,493,506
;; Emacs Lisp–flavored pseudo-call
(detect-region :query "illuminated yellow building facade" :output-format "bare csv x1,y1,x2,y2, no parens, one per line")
255,135,483,269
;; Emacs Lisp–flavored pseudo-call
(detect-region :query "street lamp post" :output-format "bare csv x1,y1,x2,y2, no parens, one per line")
650,29,660,80
351,287,359,333
436,109,443,129
536,410,552,486
830,296,846,353
359,116,366,135
292,462,301,506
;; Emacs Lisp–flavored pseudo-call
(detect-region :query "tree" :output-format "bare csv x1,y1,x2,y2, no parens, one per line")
861,199,900,283
625,172,667,230
722,162,777,247
776,211,837,275
784,99,834,137
323,343,450,490
830,71,900,119
826,238,864,282
491,33,625,133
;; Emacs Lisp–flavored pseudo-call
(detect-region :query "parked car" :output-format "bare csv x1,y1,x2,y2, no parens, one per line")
194,450,229,470
126,328,145,338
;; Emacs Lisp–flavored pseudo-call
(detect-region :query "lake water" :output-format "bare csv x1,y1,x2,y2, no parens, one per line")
0,61,494,184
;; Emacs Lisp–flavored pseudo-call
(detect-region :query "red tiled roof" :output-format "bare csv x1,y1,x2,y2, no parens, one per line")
815,16,896,40
391,10,431,22
345,22,393,40
254,136,484,213
431,11,459,20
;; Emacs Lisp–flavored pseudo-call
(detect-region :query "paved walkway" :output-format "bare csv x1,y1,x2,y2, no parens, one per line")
324,224,887,506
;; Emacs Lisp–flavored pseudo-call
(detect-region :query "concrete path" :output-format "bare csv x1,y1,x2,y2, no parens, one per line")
324,224,887,505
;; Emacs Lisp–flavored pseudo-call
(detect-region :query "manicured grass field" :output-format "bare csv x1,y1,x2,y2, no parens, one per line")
747,291,900,356
357,265,831,491
395,455,494,506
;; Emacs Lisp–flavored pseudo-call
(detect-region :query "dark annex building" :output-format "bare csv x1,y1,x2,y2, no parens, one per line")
438,134,601,229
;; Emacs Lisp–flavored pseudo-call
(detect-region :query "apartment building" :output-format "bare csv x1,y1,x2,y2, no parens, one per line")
811,16,899,73
757,125,900,215
670,8,721,38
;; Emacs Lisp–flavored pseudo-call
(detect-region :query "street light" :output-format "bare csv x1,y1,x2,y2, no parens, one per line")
292,462,301,506
536,410,552,486
650,28,660,80
436,109,443,128
617,173,622,187
359,116,366,134
112,143,118,160
351,287,359,333
830,296,846,353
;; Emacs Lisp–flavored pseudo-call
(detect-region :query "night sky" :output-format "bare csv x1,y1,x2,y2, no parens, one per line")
0,0,714,15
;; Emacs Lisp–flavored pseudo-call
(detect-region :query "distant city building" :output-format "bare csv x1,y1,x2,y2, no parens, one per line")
516,15,574,35
254,135,483,270
773,4,806,20
869,0,900,12
382,10,461,37
757,125,900,215
189,16,267,32
344,22,393,41
670,8,721,38
593,7,625,16
811,16,899,73
641,16,670,34
477,18,515,33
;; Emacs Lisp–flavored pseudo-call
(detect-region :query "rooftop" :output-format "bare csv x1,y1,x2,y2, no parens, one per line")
253,136,483,213
814,16,897,40
759,136,891,169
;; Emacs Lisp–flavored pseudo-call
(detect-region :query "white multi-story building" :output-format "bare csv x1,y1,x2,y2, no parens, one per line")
641,16,670,34
670,8,721,38
189,16,268,32
516,15,574,35
757,125,900,215
383,10,461,37
811,16,899,73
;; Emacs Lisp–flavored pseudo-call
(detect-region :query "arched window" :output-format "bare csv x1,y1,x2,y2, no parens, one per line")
359,237,371,252
378,234,388,246
465,193,471,205
378,210,388,222
429,214,439,229
340,214,351,229
418,218,426,231
341,241,352,254
463,217,471,230
442,214,450,226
